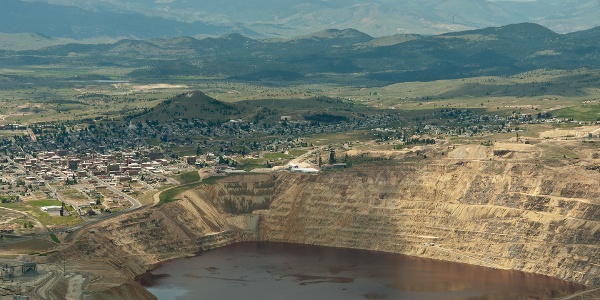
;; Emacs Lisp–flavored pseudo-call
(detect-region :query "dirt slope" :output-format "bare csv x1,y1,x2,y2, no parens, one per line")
261,161,600,286
48,159,599,298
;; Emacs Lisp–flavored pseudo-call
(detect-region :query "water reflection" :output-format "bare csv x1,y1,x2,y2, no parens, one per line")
143,242,584,300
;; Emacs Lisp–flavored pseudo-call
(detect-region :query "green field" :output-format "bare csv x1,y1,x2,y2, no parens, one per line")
306,130,375,145
174,170,201,184
2,66,600,126
553,104,600,121
28,200,63,207
157,176,221,206
323,69,600,120
0,200,82,227
61,188,87,200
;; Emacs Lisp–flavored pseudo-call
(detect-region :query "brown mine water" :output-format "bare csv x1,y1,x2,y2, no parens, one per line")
141,242,585,300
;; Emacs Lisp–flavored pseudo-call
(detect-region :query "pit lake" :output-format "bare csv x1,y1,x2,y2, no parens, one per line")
142,242,584,300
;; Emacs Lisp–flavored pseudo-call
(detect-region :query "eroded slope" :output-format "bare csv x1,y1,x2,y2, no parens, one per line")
49,160,599,299
260,161,600,286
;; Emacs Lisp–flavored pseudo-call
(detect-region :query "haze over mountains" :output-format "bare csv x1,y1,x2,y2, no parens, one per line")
2,23,599,85
7,0,600,38
2,0,600,86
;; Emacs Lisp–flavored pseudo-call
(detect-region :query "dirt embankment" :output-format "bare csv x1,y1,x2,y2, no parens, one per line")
44,174,276,299
260,162,600,287
52,162,599,298
47,194,251,298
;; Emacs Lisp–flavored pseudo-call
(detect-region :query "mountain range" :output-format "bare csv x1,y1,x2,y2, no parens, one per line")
4,0,600,39
2,23,600,85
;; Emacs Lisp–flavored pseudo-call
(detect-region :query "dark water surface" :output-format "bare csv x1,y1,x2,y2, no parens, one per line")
143,242,584,300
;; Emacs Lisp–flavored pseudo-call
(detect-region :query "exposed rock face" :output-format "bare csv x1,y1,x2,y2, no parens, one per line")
215,174,276,214
260,161,600,286
56,160,599,299
51,192,246,299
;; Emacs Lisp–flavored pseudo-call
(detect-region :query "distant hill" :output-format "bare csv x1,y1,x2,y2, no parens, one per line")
132,91,365,124
0,33,79,51
0,0,234,39
135,92,246,123
289,29,373,45
3,23,600,84
357,34,422,48
22,0,600,37
566,26,600,40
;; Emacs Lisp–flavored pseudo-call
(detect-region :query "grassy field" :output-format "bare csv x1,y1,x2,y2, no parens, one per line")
2,66,600,126
238,160,267,171
28,200,63,207
0,200,82,228
263,152,291,160
174,170,200,184
172,146,198,156
138,190,158,206
323,69,600,120
538,144,582,160
61,188,87,201
157,176,221,206
306,130,375,145
553,104,600,121
158,182,201,205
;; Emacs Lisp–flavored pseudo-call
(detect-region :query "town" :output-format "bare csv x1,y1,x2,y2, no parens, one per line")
0,103,597,231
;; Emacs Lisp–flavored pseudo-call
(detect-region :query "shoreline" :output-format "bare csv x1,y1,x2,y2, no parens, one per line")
135,240,589,299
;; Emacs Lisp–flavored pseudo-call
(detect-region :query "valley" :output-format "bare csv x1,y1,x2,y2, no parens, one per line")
0,22,599,300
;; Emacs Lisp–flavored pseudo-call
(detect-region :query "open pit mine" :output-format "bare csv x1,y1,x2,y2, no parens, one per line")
38,158,599,299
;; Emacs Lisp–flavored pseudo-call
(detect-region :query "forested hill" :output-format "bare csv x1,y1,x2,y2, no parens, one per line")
2,23,600,84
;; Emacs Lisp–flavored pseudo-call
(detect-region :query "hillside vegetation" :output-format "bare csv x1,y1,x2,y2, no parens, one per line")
2,23,600,85
132,91,369,124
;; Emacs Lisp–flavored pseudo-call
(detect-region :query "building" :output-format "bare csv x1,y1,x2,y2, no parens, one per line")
291,168,319,174
41,206,62,212
184,156,197,165
117,176,132,182
107,164,120,173
68,159,80,171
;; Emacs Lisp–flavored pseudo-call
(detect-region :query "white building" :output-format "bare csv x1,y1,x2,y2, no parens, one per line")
291,168,319,174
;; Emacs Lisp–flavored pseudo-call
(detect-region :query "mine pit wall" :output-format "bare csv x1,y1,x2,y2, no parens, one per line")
215,174,277,215
257,162,600,287
47,174,276,299
51,199,251,299
55,163,599,299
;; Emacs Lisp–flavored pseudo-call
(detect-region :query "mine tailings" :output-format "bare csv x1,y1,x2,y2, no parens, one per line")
53,161,599,299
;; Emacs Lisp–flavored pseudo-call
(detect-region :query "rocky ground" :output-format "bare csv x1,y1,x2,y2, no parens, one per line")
1,126,599,299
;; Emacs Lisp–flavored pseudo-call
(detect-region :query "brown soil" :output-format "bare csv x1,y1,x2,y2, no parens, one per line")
20,132,600,299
